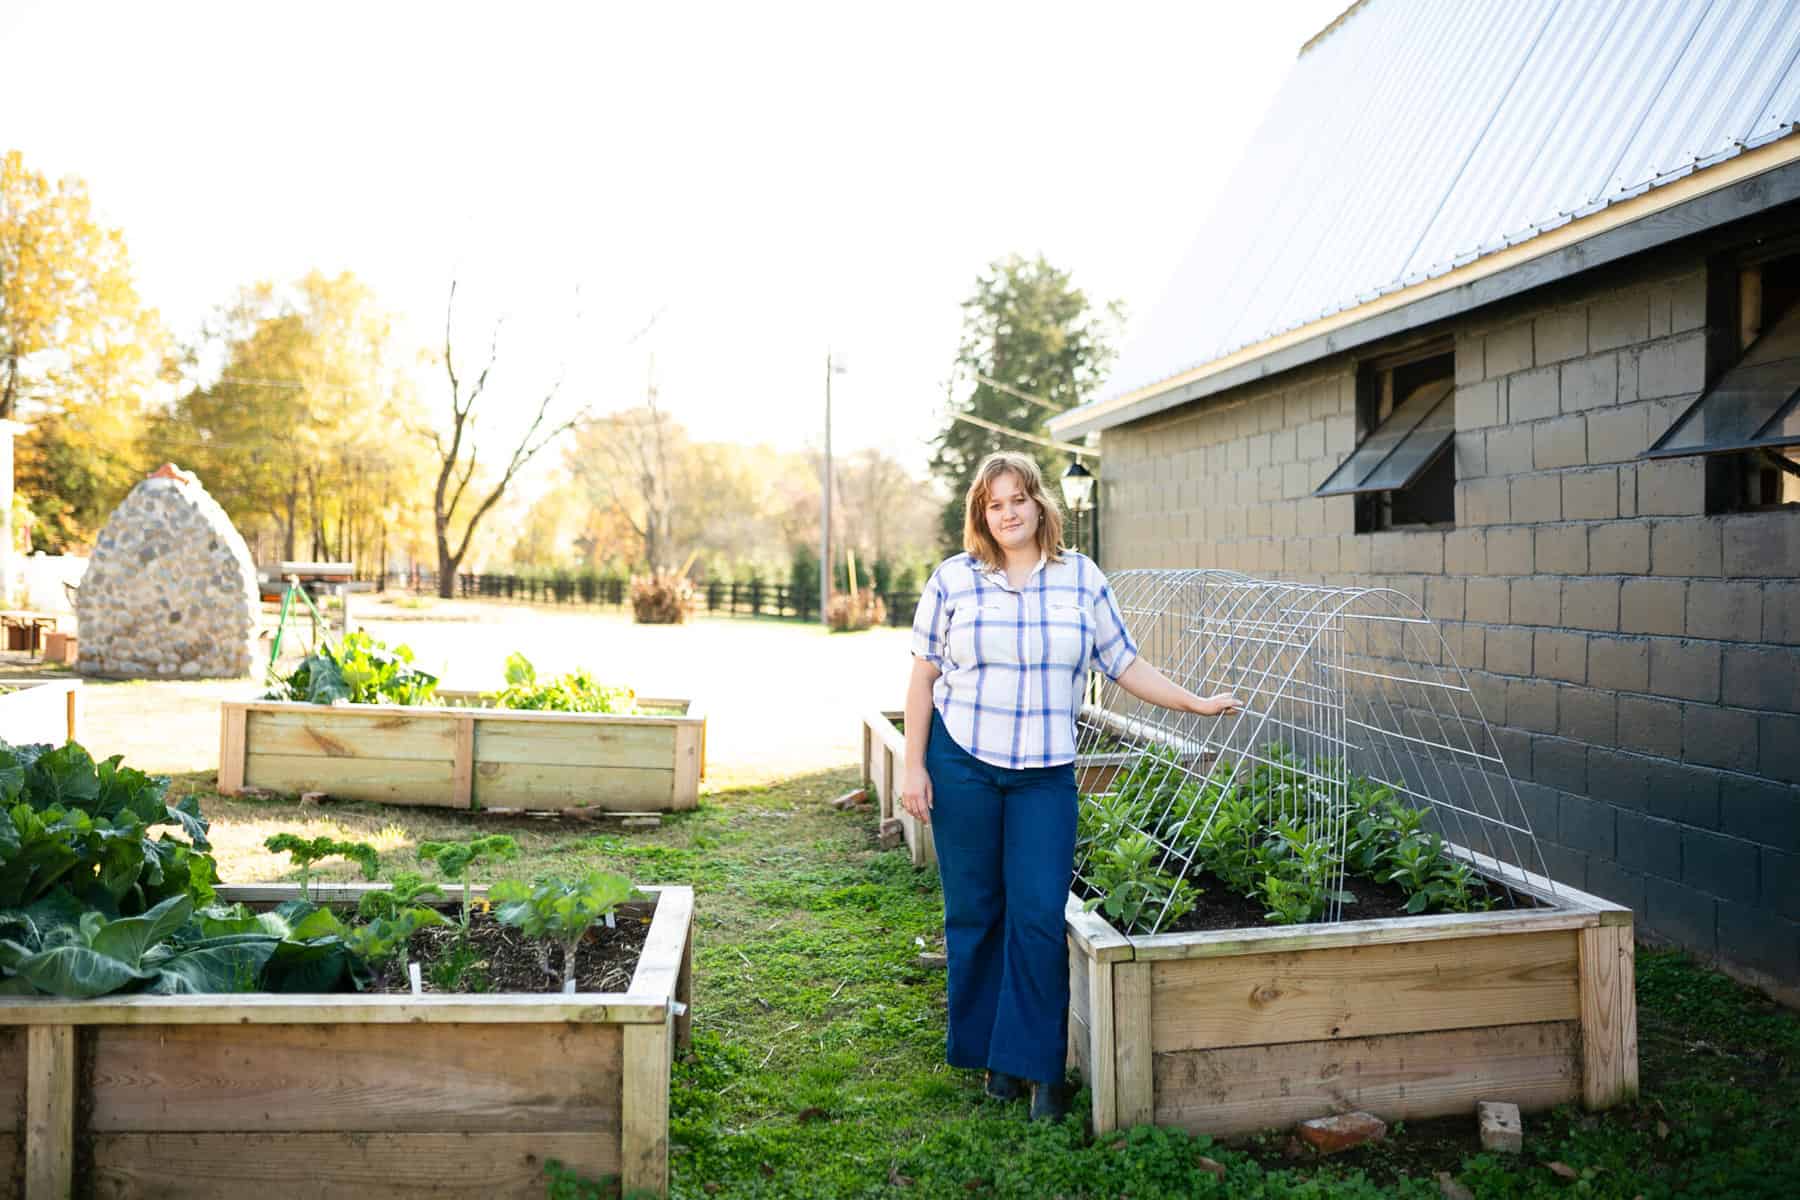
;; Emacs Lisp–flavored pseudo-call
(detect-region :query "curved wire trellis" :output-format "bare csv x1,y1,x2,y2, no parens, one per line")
1074,569,1555,934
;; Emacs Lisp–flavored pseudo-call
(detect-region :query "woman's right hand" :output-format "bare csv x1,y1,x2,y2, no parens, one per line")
900,764,933,824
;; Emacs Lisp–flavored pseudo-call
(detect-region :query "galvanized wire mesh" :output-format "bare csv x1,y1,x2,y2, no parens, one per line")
1074,568,1555,934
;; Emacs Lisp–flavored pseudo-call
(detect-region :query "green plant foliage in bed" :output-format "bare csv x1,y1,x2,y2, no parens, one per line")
264,629,440,706
1077,742,1492,934
487,652,637,714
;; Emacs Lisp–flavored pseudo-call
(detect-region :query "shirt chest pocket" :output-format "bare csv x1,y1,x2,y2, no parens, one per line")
1044,602,1088,668
946,602,1011,664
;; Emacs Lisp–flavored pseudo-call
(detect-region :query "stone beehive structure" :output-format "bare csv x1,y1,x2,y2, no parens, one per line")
77,465,260,678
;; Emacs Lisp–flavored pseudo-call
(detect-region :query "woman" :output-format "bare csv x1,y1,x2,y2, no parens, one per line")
902,450,1241,1119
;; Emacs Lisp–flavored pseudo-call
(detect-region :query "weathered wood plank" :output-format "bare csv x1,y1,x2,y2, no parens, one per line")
476,719,677,769
0,1020,25,1114
452,714,475,809
1149,931,1580,1053
1063,893,1135,963
473,762,674,811
88,1132,623,1199
246,708,458,761
1444,843,1634,925
244,753,458,806
236,697,698,729
218,701,246,794
1114,962,1154,1129
1128,907,1601,962
621,1018,672,1198
90,1023,623,1133
1087,955,1118,1133
1579,923,1639,1108
0,1136,17,1200
26,1023,74,1200
0,992,667,1026
1152,1020,1582,1136
629,887,694,1002
671,722,702,810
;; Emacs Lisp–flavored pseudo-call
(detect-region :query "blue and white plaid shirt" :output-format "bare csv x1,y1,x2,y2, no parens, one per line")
911,551,1138,770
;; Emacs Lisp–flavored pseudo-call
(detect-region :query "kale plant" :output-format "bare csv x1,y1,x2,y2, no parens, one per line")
490,871,634,993
264,833,380,902
419,834,518,940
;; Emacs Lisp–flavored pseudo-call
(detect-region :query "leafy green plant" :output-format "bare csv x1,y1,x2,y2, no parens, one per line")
264,833,379,902
419,834,519,940
343,906,447,990
1081,834,1197,931
490,871,634,993
488,652,635,714
265,630,439,706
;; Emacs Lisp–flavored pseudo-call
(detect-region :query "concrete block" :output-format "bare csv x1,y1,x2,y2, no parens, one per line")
1456,379,1503,429
1620,578,1687,636
1508,677,1560,733
1460,477,1510,525
1619,694,1684,758
1687,580,1763,643
1590,291,1650,352
1535,524,1589,575
1510,577,1562,626
1648,762,1722,829
1767,848,1799,920
1454,430,1486,478
1588,636,1651,693
1326,414,1357,456
1723,645,1799,713
1650,639,1722,703
1617,809,1683,878
1764,582,1800,646
1682,704,1760,773
1590,746,1652,811
1635,332,1707,399
1455,336,1485,386
1486,321,1534,378
1669,271,1707,333
1562,468,1619,520
1486,625,1532,675
1478,1101,1524,1155
1638,458,1706,517
1558,790,1613,853
1507,367,1560,422
1445,528,1486,575
1466,577,1511,624
1535,630,1587,683
1618,463,1638,517
1514,779,1559,840
1487,527,1534,575
1425,576,1465,622
1562,578,1620,632
1761,714,1800,784
1536,308,1588,365
1560,352,1616,411
1590,520,1650,575
1510,475,1562,524
1586,403,1649,464
1538,842,1591,889
1720,774,1800,853
1716,901,1799,982
1486,424,1534,476
1723,512,1800,578
1559,686,1617,744
1645,875,1717,955
1585,858,1648,917
1683,828,1760,905
1533,415,1588,469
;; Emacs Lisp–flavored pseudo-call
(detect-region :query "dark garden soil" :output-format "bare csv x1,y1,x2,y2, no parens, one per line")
372,908,649,994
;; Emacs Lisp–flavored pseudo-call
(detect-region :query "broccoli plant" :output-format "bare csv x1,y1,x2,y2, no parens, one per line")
418,835,519,940
264,834,380,903
490,871,634,994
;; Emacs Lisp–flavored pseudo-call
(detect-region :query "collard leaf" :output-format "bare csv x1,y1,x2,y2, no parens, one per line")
8,943,157,997
147,940,277,994
163,794,210,850
27,743,103,812
89,894,192,969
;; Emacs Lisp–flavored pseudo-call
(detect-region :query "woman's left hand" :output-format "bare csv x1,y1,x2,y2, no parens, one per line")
1192,692,1243,717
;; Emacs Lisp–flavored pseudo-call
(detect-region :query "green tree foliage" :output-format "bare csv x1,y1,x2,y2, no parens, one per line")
931,254,1121,552
1,150,169,549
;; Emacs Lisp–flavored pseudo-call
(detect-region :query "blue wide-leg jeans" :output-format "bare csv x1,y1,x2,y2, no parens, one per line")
925,710,1077,1086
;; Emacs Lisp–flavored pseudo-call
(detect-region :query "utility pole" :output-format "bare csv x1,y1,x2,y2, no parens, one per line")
820,352,843,627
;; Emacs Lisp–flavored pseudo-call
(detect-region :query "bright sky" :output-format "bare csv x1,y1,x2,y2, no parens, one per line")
3,0,1346,476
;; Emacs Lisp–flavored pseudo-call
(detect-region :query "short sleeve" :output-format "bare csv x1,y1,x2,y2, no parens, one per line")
911,566,951,670
1088,576,1138,681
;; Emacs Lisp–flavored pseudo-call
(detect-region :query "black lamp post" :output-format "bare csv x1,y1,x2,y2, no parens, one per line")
1060,458,1096,558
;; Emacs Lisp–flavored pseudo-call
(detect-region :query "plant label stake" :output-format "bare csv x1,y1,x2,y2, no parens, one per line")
408,961,422,996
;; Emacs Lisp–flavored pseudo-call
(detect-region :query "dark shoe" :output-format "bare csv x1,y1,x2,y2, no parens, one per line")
984,1070,1025,1102
1029,1080,1070,1121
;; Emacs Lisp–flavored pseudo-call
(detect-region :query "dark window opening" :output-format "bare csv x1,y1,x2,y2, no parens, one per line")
1658,248,1800,512
1316,347,1456,531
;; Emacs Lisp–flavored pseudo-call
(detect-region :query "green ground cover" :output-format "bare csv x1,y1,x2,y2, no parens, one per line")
187,768,1800,1200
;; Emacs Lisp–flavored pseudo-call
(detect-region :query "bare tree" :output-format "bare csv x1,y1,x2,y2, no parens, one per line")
429,280,586,597
572,366,681,571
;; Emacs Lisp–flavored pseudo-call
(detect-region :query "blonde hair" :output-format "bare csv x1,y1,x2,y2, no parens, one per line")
962,451,1067,569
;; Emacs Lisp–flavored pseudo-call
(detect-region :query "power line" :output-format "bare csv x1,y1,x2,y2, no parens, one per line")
969,371,1065,414
950,410,1100,457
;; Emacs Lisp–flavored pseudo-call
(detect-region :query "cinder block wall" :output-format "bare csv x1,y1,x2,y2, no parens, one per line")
1100,253,1800,995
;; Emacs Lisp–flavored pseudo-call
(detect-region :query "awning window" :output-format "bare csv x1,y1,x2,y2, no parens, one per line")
1313,377,1454,497
1643,300,1800,460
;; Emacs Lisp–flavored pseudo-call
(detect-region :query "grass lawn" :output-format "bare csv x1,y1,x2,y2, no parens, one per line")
187,768,1799,1200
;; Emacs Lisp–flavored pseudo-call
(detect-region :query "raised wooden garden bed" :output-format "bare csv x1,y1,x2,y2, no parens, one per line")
1,882,694,1199
1065,854,1637,1136
218,692,705,812
0,677,81,746
861,709,934,869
